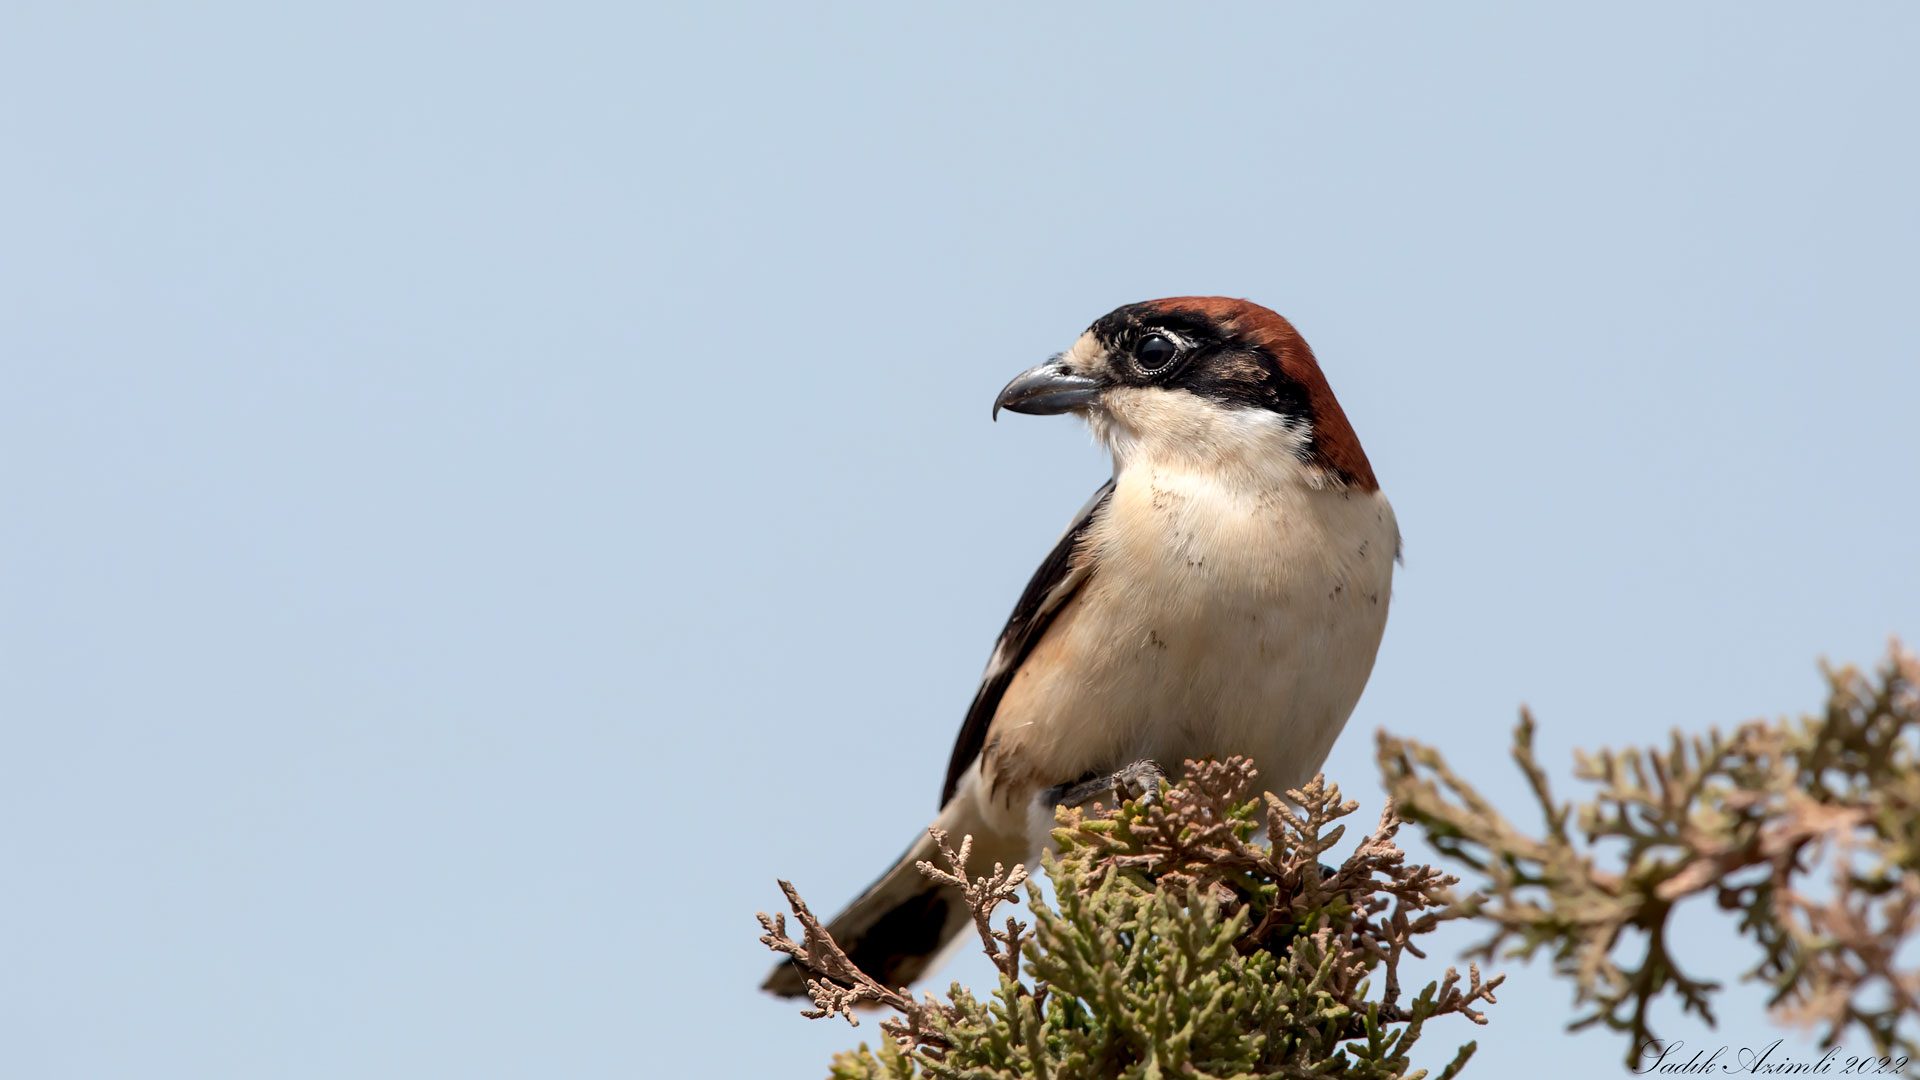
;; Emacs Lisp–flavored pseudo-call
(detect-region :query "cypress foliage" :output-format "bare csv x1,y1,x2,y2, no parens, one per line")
1379,640,1920,1066
761,643,1920,1076
760,760,1498,1079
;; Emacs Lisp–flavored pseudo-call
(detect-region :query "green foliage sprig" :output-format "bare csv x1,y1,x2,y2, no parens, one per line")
758,759,1501,1079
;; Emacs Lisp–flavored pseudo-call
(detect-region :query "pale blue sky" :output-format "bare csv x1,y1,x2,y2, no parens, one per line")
4,3,1917,1078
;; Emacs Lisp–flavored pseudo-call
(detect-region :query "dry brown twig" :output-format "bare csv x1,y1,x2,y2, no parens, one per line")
913,828,1029,982
756,828,1023,1055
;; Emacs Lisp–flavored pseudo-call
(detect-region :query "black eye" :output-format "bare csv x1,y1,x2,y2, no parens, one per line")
1136,333,1178,371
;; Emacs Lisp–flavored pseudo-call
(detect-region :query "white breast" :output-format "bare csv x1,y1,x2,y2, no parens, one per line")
1088,465,1397,786
976,439,1398,823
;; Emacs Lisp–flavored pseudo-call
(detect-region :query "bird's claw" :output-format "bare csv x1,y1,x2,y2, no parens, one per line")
1048,758,1168,810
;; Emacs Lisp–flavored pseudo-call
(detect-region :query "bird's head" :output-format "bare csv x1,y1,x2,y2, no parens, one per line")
994,297,1377,491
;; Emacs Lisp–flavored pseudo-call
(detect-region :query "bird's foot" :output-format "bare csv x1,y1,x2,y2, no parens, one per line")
1047,759,1168,810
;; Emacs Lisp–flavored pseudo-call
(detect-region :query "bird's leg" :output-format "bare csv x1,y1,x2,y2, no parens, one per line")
1047,759,1168,810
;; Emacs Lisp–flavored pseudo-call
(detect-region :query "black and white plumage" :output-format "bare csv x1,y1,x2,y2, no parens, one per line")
764,297,1399,997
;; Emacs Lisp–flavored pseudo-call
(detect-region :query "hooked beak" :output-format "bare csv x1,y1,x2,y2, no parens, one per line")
992,361,1105,421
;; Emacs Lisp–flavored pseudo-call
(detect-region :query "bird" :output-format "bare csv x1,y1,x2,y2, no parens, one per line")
763,296,1398,998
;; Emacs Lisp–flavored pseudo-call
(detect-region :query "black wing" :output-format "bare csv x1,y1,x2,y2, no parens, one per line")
940,479,1114,806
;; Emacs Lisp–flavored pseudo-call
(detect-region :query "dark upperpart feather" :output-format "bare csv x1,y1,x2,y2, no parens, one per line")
940,479,1112,807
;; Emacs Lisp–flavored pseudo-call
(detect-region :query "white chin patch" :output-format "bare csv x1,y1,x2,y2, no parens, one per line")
1091,387,1314,480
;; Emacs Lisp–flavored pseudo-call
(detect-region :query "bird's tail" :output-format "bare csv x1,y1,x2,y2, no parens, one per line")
761,794,1029,998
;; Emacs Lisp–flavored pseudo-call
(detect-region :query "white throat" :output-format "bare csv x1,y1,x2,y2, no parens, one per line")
1087,387,1331,494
